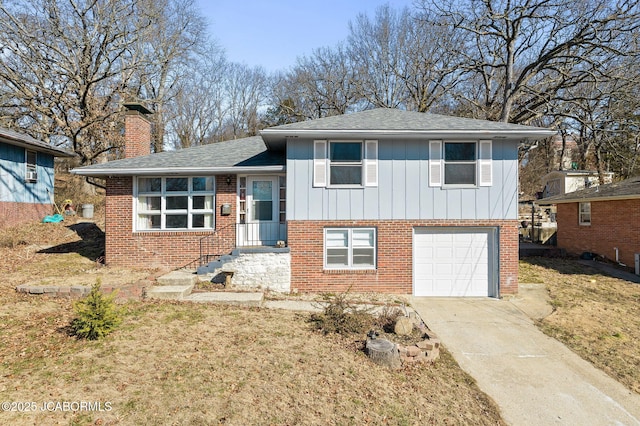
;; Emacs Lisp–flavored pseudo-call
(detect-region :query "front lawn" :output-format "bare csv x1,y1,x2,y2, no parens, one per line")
520,257,640,394
0,222,504,425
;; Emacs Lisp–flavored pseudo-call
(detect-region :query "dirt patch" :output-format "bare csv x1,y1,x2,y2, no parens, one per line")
0,219,159,304
520,257,640,394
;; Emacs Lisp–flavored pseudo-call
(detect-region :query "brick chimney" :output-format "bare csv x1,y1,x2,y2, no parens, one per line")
123,103,152,158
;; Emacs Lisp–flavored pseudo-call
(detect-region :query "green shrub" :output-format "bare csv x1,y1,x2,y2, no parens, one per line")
309,290,373,335
71,279,122,340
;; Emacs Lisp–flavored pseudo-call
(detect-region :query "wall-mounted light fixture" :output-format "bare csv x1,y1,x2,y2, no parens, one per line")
226,175,232,186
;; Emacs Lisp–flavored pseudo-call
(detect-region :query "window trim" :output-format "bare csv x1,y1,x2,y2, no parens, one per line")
443,141,477,187
328,140,363,187
313,139,378,188
324,227,377,270
579,202,591,226
134,176,216,231
429,139,493,188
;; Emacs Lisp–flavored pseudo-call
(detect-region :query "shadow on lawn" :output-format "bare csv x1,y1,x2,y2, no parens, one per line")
38,222,105,262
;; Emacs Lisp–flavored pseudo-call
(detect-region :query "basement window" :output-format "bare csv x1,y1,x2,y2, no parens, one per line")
324,228,376,270
136,176,215,230
579,202,591,226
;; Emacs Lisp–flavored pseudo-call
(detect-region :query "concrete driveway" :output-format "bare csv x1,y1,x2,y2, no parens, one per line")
410,296,640,426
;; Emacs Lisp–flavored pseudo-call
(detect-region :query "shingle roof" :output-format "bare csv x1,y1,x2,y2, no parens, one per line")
74,108,555,177
0,127,75,157
538,176,640,204
73,136,285,176
267,108,550,132
261,108,556,148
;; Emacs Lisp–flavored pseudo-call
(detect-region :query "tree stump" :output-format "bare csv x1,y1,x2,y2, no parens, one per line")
366,338,400,369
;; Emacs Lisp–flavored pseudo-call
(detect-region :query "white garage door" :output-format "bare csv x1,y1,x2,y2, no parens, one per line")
413,228,493,297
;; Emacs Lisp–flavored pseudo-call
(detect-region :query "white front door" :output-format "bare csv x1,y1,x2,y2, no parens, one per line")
244,176,279,245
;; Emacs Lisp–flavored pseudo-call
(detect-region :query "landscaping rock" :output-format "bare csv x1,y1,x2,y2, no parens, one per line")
394,316,414,335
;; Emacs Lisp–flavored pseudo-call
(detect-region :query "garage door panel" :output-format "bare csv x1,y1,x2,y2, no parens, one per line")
435,247,453,259
414,228,492,297
434,263,453,275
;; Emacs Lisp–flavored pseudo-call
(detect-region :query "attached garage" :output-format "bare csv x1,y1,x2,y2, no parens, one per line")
413,227,498,297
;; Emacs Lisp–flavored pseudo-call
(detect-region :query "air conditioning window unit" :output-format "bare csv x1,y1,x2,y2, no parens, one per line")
26,170,38,182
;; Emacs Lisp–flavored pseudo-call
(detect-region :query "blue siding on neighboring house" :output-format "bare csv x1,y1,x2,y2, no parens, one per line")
0,141,54,204
287,138,519,221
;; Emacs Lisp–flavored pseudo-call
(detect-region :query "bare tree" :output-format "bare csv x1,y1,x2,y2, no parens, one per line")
134,0,207,152
218,62,268,139
165,44,227,148
348,5,462,113
419,0,640,123
348,5,408,109
0,0,150,164
271,45,359,121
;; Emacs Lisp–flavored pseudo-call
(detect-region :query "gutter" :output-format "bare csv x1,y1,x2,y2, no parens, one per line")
538,194,640,205
0,137,75,157
71,165,286,177
261,129,557,149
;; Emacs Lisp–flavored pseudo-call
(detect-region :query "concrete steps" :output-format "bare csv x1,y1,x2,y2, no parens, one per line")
147,285,194,300
184,291,263,306
156,270,198,286
197,253,238,275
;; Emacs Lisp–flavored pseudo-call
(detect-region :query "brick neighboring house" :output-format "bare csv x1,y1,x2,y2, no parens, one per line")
539,176,640,268
0,127,74,228
73,107,554,297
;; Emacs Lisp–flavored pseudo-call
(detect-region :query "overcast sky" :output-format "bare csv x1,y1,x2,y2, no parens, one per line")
196,0,416,72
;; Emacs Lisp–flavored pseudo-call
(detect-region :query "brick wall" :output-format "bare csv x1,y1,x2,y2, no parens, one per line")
0,201,52,229
288,220,519,295
557,199,640,267
124,110,152,158
104,175,237,269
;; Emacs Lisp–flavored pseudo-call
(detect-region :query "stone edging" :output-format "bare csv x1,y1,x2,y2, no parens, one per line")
15,282,150,300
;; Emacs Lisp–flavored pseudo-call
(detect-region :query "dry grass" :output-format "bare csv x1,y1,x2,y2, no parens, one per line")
0,221,505,425
520,257,640,394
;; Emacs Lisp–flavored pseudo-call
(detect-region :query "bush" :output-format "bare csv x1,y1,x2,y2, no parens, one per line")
309,290,373,335
71,279,122,340
375,305,405,333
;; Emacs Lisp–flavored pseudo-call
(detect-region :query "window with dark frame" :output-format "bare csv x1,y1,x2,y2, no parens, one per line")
329,142,363,185
444,142,476,185
25,150,37,182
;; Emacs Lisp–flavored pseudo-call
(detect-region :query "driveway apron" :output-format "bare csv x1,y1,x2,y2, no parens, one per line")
410,297,640,426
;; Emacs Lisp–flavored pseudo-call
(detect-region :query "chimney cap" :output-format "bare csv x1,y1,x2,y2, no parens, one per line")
123,102,153,115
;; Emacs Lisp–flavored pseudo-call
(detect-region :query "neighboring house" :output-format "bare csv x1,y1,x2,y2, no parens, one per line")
0,127,74,228
73,106,554,297
539,176,640,268
541,170,614,198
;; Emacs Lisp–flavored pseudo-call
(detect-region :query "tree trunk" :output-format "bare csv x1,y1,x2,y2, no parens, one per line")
366,338,400,369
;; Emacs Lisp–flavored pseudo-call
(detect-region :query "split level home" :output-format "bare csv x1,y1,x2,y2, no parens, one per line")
0,127,74,228
73,105,555,297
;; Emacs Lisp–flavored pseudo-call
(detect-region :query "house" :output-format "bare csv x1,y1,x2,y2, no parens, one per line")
539,176,640,268
0,127,74,228
73,106,555,297
541,170,614,198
